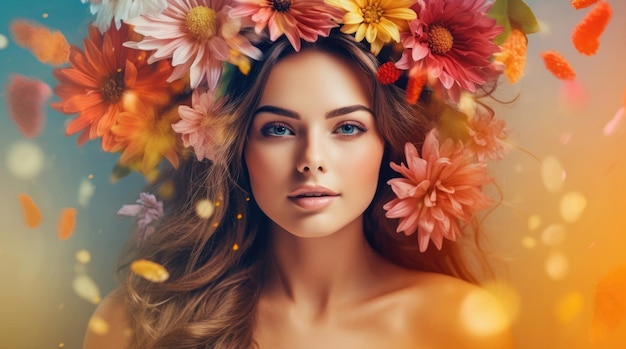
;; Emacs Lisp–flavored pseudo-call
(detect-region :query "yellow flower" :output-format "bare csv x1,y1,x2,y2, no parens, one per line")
111,103,182,176
326,0,417,55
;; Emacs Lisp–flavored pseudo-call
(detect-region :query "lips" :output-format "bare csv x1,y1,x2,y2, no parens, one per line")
288,185,339,210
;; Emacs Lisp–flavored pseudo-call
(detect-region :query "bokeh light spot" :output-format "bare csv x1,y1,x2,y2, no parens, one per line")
521,236,537,249
460,288,510,336
6,141,44,179
560,191,587,223
78,179,96,207
0,34,8,49
75,249,91,264
555,291,584,324
528,214,541,231
72,273,101,304
545,251,569,281
87,315,110,335
541,224,567,246
541,156,566,193
195,199,214,219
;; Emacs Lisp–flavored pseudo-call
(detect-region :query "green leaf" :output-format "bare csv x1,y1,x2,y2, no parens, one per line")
489,0,540,45
508,0,541,34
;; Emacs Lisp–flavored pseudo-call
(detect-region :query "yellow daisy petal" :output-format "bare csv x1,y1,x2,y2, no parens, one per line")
355,23,367,41
344,12,365,25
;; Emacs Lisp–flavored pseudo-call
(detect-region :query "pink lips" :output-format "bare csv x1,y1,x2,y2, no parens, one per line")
287,185,339,210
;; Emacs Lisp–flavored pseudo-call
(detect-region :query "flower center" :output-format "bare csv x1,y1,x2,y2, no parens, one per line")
428,25,454,55
272,0,292,12
101,69,125,103
361,2,383,24
185,6,218,41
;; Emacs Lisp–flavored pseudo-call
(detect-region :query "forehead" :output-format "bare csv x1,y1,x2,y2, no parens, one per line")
258,51,371,111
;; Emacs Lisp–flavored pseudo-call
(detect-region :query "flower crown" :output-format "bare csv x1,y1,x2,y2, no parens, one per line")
51,0,539,252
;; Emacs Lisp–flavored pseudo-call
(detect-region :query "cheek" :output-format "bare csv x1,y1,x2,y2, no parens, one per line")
244,144,291,193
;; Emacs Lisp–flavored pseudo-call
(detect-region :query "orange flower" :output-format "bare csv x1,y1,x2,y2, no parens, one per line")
571,0,599,10
111,103,182,175
572,1,612,56
52,23,173,152
541,51,576,81
494,28,528,84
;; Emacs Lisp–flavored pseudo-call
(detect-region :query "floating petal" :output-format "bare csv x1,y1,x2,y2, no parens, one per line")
590,264,626,342
57,208,77,240
541,51,576,80
5,75,51,139
571,0,599,10
17,193,43,228
9,19,70,65
130,259,169,283
571,1,611,56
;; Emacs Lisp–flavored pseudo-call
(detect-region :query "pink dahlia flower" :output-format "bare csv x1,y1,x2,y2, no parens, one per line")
172,89,224,161
124,0,262,89
230,0,342,51
396,0,503,101
466,111,509,162
383,129,492,252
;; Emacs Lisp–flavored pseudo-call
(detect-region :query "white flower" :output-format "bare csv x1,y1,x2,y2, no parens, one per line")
81,0,168,33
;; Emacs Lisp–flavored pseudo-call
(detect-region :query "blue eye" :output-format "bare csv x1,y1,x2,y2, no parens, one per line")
335,122,366,136
261,123,294,137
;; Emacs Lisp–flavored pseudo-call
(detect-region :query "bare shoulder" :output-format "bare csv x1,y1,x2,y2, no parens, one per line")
392,270,515,349
82,289,132,349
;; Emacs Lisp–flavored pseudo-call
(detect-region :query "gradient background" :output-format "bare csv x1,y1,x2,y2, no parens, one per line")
1,0,625,348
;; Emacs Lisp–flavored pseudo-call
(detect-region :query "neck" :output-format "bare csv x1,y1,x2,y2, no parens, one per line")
265,217,384,317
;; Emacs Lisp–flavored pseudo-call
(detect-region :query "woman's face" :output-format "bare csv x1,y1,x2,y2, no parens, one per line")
244,50,385,238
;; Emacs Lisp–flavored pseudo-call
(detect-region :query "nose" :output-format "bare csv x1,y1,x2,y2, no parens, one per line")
296,131,327,174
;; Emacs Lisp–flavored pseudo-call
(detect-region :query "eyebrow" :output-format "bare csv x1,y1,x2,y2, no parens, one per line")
253,104,374,119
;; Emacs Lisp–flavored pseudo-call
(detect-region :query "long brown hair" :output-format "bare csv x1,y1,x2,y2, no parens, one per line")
118,30,492,349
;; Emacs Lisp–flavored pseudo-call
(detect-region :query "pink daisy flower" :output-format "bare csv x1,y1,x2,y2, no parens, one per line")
395,0,503,101
466,111,509,162
172,89,224,161
230,0,341,51
383,129,492,252
124,0,262,89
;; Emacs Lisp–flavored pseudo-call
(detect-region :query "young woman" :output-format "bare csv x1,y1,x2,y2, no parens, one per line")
82,32,513,348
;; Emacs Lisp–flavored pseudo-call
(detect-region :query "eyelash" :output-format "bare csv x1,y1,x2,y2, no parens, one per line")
260,121,368,138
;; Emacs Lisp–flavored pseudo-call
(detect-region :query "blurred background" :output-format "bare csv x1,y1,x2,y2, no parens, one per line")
0,0,625,348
